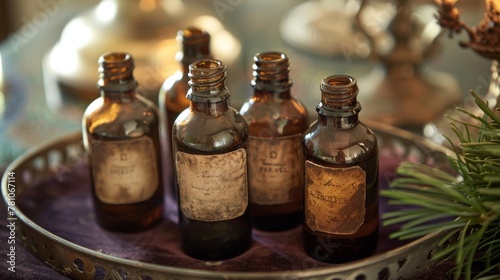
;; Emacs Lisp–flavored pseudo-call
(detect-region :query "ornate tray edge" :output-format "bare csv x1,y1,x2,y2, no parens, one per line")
1,121,453,279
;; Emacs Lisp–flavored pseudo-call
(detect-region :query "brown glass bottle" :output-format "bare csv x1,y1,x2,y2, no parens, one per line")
158,27,212,200
239,51,308,231
82,52,164,232
172,59,251,260
302,75,379,263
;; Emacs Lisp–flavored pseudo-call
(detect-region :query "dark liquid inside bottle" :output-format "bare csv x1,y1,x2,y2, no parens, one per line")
83,52,164,232
302,150,379,263
247,120,305,232
159,28,211,206
174,111,252,260
88,130,164,232
175,156,252,260
173,59,251,260
302,74,379,263
251,204,302,232
240,51,308,232
180,218,251,260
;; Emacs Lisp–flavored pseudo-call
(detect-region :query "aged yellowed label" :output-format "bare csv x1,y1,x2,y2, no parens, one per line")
91,137,159,204
304,160,366,235
176,149,248,221
247,134,303,205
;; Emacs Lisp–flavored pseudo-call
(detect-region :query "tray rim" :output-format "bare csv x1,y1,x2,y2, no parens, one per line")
1,120,454,279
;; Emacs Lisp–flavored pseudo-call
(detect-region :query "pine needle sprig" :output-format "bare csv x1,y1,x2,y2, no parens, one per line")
382,90,500,280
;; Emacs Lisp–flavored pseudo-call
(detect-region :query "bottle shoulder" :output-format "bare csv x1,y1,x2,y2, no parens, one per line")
83,96,159,137
303,120,378,164
159,71,184,90
239,96,309,135
84,96,158,117
304,120,377,142
173,106,248,152
240,95,307,113
159,72,188,96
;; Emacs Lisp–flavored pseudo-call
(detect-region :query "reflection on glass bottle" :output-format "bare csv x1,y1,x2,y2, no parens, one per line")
158,27,212,204
172,59,251,260
239,51,308,231
302,75,379,263
82,52,164,232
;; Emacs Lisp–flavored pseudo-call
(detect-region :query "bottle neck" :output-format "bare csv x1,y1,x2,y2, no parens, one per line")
187,59,229,103
253,88,291,100
251,51,292,95
190,99,229,114
97,52,138,100
180,63,190,76
177,27,211,75
316,75,361,128
100,89,136,100
179,50,211,75
317,113,359,128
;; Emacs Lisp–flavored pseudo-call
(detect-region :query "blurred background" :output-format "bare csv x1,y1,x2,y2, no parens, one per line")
0,0,482,41
0,1,100,39
0,0,492,168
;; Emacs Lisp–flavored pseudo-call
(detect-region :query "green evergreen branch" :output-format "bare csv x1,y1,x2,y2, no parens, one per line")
382,90,500,279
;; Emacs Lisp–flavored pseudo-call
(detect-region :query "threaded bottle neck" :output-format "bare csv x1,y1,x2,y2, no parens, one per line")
317,75,361,118
187,59,229,102
177,27,211,65
97,52,138,92
251,51,292,92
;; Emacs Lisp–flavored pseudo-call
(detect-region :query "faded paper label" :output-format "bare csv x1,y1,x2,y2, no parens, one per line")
91,137,158,204
247,134,303,205
176,149,248,221
304,160,366,235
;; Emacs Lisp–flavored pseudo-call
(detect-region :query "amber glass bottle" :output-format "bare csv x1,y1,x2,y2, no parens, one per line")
302,75,379,263
158,27,212,201
172,58,251,260
239,51,308,231
82,52,164,232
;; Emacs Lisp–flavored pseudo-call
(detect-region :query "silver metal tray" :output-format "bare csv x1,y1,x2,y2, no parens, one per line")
1,121,452,279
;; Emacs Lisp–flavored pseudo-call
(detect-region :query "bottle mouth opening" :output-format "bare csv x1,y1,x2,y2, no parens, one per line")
254,51,287,63
100,52,131,63
322,75,357,89
181,26,205,37
191,59,222,70
180,27,210,42
320,75,358,101
253,51,289,74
